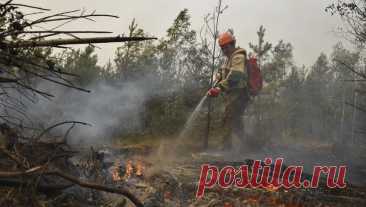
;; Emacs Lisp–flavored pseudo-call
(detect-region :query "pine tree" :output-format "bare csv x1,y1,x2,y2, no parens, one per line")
249,25,272,67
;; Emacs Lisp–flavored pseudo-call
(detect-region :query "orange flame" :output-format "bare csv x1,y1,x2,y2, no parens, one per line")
111,159,145,181
123,160,133,180
112,159,122,181
136,160,145,176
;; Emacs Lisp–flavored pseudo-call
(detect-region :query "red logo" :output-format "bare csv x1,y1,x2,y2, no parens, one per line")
196,158,347,198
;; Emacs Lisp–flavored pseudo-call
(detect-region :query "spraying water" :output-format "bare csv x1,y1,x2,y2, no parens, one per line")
156,83,216,159
178,95,208,139
178,80,218,140
155,96,207,161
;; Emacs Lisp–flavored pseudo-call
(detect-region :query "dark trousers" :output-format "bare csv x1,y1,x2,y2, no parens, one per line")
222,89,250,149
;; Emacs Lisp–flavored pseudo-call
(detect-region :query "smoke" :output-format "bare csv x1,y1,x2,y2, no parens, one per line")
23,74,161,145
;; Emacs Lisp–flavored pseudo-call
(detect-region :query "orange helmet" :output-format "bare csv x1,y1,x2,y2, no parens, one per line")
218,31,235,47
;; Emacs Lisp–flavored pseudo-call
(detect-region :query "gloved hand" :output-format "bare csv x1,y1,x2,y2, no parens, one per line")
207,87,221,97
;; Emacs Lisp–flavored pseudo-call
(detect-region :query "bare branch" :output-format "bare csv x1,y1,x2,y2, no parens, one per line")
0,179,74,193
34,121,91,141
8,3,50,11
19,30,112,34
5,36,158,48
334,58,366,79
0,77,18,82
0,166,144,207
0,166,43,178
30,13,119,26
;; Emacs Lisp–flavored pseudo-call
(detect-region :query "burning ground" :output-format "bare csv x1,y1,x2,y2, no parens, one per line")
1,118,366,207
101,140,366,207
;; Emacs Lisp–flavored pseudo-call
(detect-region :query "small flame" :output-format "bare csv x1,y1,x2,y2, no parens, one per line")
111,159,145,182
124,160,134,180
112,159,122,181
136,160,145,176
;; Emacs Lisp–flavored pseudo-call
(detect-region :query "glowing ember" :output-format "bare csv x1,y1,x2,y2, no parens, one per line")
164,191,172,201
223,202,233,207
246,197,259,205
264,184,279,192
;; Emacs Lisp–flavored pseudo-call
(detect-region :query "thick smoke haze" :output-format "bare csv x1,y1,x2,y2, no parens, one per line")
24,76,159,145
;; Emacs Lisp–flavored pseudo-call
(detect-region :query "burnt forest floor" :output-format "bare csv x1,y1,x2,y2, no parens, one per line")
106,133,366,207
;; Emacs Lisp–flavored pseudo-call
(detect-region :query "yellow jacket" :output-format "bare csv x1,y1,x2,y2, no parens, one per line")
217,48,248,92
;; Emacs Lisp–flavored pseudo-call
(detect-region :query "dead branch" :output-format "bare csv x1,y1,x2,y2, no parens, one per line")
31,14,119,24
0,77,18,83
34,121,91,141
14,81,54,98
0,147,26,169
0,166,144,207
63,123,75,142
8,3,50,11
5,36,157,48
334,59,366,79
0,51,79,77
28,10,116,25
14,64,91,93
0,166,42,178
0,10,118,38
0,179,73,193
47,169,144,207
20,30,112,34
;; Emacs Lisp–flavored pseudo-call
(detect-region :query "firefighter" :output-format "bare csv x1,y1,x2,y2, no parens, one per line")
207,30,250,150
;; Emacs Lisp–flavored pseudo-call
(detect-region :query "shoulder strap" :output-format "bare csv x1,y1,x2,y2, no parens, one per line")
231,48,246,57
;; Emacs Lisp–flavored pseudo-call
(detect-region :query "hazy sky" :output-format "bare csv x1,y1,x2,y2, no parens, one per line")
19,0,347,67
